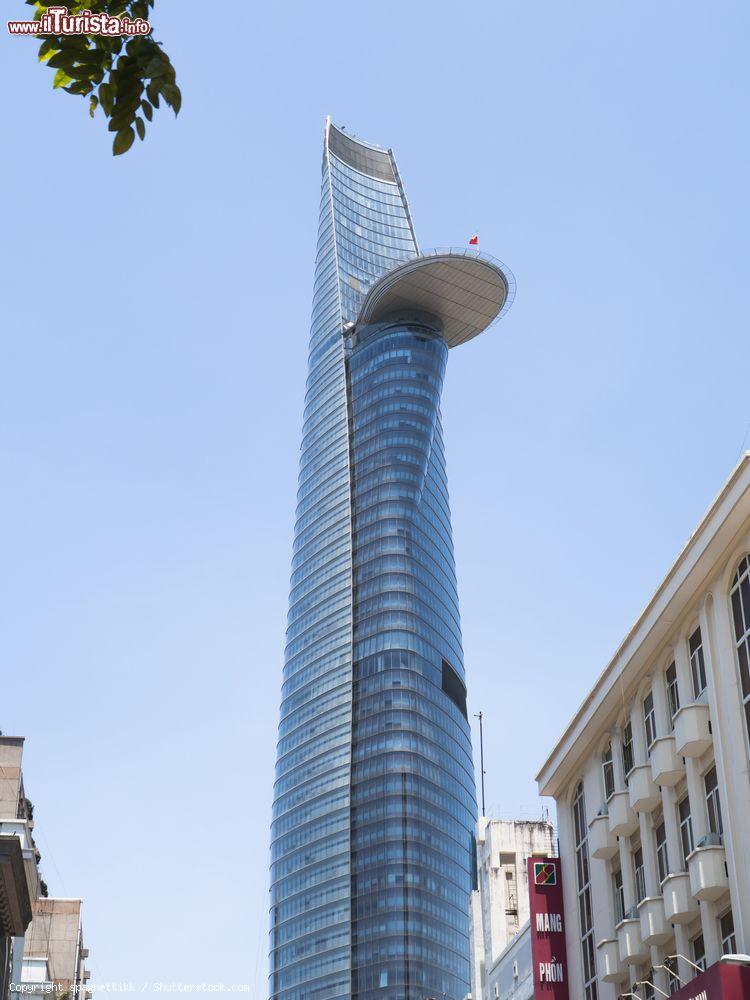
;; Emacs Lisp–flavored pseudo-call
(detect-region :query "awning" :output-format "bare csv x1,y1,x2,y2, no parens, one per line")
669,960,750,999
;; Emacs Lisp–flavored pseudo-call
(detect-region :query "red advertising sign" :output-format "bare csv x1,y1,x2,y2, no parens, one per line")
668,959,750,999
527,855,569,998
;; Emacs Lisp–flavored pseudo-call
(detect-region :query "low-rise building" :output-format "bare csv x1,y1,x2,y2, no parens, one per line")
20,899,89,998
480,920,533,1000
0,738,39,998
0,737,90,1000
469,819,555,1000
537,454,750,998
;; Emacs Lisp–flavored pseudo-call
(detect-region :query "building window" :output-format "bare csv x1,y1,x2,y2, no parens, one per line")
655,821,669,884
642,973,656,1000
665,956,680,994
692,932,706,972
689,627,707,699
633,846,646,904
613,867,625,924
704,765,723,839
678,795,694,865
644,691,657,752
573,783,598,1000
730,555,750,743
622,721,635,782
602,742,615,799
666,661,680,728
720,910,737,955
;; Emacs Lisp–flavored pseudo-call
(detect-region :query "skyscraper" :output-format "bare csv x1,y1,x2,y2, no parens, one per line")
270,119,514,1000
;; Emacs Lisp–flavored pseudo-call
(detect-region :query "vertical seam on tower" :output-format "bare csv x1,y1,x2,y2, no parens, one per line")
324,118,346,333
389,148,420,256
343,341,358,999
324,115,358,997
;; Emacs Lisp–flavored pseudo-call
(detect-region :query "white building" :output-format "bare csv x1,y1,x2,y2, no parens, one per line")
537,454,750,998
0,737,91,1000
474,921,534,1000
469,818,555,1000
20,898,90,998
0,737,38,1000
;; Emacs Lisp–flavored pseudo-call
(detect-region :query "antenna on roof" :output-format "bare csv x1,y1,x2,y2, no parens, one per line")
474,711,486,816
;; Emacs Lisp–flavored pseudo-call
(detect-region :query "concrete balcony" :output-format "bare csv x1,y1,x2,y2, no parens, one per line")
649,735,685,787
608,790,639,837
617,914,650,965
673,701,712,758
628,764,661,812
597,938,628,983
0,819,40,903
0,836,33,938
638,895,671,946
589,811,619,860
688,840,729,901
662,871,699,924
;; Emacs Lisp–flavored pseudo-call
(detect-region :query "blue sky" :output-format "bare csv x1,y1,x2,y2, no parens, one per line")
2,0,748,993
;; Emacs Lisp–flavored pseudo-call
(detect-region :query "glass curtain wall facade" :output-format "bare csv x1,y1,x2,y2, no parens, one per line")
270,120,477,1000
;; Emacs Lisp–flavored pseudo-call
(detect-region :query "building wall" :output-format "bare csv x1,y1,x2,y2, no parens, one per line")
485,922,534,1000
347,315,476,1000
22,899,86,995
538,457,750,998
0,741,24,819
0,739,38,1000
469,819,555,1000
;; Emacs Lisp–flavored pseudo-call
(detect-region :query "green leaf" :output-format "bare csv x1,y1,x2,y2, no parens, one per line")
89,95,99,118
112,94,142,117
108,109,136,132
117,82,144,105
160,83,181,115
53,69,74,89
98,82,114,115
75,50,105,67
47,52,76,70
144,56,169,79
66,64,99,81
146,82,160,108
38,40,57,62
135,116,145,141
64,80,93,95
141,99,153,122
58,35,89,51
112,126,135,156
